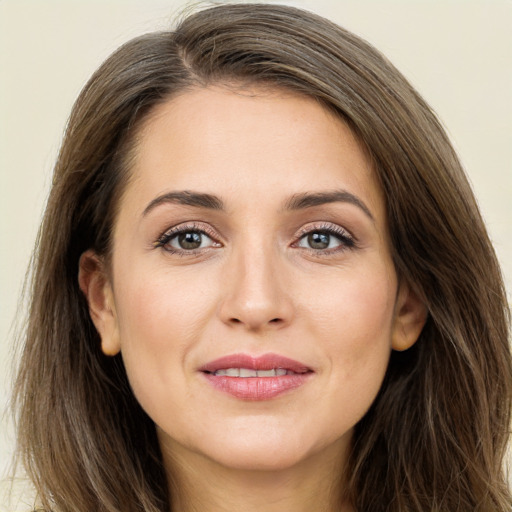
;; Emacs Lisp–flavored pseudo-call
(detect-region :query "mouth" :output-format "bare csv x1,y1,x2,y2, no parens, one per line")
207,368,303,377
199,353,313,400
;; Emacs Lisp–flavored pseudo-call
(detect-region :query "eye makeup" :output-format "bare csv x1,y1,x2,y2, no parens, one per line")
152,218,358,260
153,222,222,255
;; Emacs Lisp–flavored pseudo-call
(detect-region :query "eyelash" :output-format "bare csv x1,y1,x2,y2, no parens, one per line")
153,222,356,256
154,222,220,255
293,223,356,255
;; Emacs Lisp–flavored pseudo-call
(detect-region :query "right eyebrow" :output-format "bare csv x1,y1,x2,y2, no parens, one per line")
284,190,374,222
142,190,225,217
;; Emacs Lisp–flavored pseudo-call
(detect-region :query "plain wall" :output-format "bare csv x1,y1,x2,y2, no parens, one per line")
1,0,511,492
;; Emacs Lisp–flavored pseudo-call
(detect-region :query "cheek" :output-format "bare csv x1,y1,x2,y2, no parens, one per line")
307,262,396,350
111,267,218,405
115,262,217,340
303,264,396,411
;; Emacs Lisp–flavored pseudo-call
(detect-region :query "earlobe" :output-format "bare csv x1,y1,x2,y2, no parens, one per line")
391,282,427,352
78,250,121,356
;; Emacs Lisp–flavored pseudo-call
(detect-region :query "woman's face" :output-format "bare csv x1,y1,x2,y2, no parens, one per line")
85,86,423,474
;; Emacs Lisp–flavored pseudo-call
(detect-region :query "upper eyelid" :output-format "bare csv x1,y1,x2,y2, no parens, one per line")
160,221,218,237
294,222,355,240
154,220,355,246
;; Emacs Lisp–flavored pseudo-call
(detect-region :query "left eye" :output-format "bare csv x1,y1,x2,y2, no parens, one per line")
164,230,216,251
296,230,348,250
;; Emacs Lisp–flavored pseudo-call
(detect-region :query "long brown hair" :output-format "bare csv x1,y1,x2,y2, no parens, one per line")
12,4,511,511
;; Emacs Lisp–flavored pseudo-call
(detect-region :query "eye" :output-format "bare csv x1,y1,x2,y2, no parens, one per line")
154,224,221,253
298,231,337,250
295,225,355,252
169,231,214,250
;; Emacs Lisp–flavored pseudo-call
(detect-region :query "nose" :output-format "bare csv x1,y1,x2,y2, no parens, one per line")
217,243,294,332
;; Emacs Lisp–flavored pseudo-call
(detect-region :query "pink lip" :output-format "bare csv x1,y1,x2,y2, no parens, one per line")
199,353,313,401
199,353,311,373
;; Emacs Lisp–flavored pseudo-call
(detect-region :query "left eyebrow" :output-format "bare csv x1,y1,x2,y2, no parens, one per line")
142,190,224,217
284,190,374,221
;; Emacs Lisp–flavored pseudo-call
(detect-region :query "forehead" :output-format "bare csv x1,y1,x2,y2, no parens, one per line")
122,85,384,220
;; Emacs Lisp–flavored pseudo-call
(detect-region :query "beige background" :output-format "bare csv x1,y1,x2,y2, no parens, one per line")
1,0,511,487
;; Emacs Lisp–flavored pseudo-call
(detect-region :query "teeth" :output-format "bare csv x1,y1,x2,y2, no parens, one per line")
257,369,276,377
214,368,240,377
213,368,293,377
239,368,258,377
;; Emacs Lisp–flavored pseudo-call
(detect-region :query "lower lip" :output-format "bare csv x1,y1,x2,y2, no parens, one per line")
202,373,311,400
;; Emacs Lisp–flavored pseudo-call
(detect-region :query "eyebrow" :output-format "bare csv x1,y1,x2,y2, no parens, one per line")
284,190,374,221
142,188,374,221
142,190,224,216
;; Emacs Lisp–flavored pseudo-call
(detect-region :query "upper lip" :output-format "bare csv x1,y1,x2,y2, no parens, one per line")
199,353,312,374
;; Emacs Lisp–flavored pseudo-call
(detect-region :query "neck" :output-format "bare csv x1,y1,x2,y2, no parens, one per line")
160,438,354,512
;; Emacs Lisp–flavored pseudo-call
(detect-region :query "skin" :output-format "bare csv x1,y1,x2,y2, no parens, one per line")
80,86,426,512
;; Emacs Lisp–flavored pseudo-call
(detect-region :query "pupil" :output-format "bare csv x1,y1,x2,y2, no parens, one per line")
308,232,329,249
178,232,202,249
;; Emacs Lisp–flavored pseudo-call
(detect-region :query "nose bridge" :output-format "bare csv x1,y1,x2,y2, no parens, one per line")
218,235,292,330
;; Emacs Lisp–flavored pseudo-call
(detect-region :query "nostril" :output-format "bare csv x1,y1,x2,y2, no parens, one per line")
227,317,284,328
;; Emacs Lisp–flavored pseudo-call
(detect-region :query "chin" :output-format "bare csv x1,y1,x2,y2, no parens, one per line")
189,423,350,473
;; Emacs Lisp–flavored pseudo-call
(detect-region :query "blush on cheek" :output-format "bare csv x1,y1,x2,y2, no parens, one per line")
113,274,208,401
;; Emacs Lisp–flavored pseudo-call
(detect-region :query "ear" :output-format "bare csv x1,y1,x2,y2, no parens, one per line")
391,281,427,352
78,250,121,356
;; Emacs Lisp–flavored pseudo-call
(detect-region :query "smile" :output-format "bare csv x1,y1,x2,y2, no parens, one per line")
210,368,300,377
199,353,313,400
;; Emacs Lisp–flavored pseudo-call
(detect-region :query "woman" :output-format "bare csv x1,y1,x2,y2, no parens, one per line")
12,3,511,511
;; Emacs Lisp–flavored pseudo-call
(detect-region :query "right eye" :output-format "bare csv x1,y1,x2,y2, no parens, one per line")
292,223,356,255
297,231,344,250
